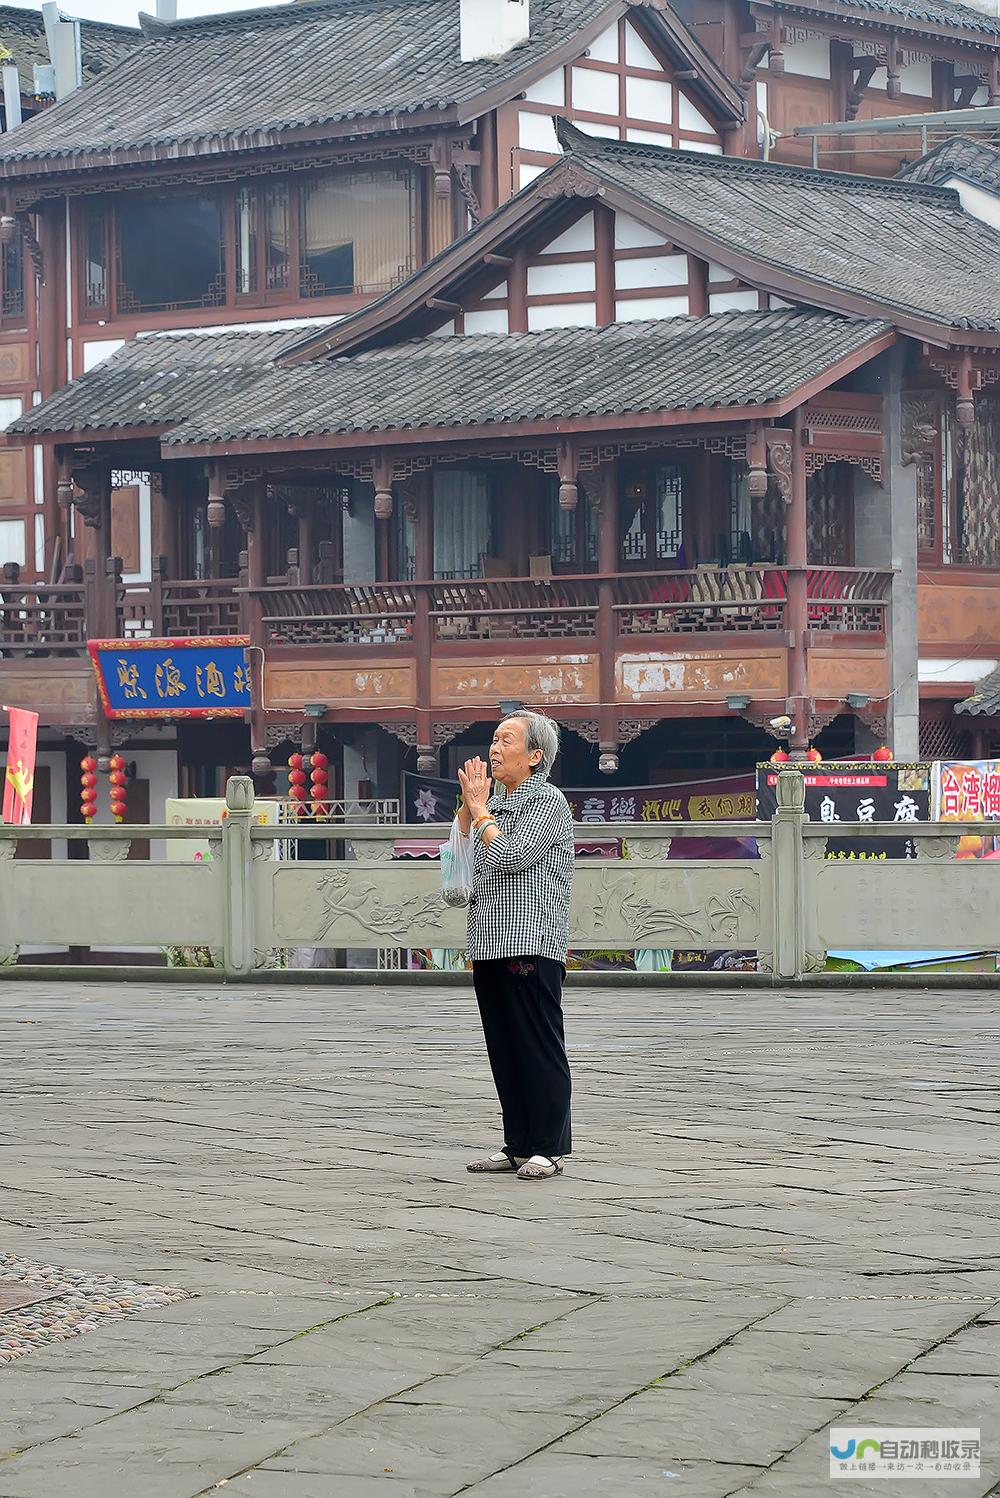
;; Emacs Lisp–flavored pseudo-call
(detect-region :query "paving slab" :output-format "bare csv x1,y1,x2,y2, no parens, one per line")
0,981,998,1497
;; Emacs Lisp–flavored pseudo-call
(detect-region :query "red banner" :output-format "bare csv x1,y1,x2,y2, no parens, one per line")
2,706,38,825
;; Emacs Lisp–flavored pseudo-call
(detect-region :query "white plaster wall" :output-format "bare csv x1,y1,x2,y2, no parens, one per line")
952,177,1000,231
614,212,668,249
709,290,759,312
519,162,549,189
82,338,126,371
527,261,596,296
542,215,596,254
616,294,689,320
626,127,673,147
614,253,687,290
678,95,716,134
627,74,672,124
624,20,659,69
572,65,620,116
574,119,621,140
900,59,933,96
483,280,508,300
0,518,25,566
519,110,560,153
776,38,830,78
524,68,565,106
463,307,509,333
682,138,723,155
588,22,619,63
429,320,455,337
527,301,597,330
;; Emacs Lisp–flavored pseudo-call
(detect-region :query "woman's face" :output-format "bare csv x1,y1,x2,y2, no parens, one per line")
489,718,541,790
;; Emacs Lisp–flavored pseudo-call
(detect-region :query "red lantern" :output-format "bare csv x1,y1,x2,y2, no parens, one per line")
805,747,823,762
111,800,127,819
311,751,329,770
110,770,126,788
289,768,307,787
310,767,328,786
872,745,893,762
80,755,96,773
81,771,96,789
288,753,303,771
770,749,789,764
109,754,125,772
288,783,307,800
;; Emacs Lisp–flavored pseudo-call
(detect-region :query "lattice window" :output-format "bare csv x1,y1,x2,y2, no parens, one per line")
919,713,970,762
1,230,24,324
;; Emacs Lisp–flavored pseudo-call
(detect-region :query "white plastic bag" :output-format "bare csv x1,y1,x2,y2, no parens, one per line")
441,819,474,906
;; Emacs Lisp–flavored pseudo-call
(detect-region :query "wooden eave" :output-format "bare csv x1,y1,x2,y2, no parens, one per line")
2,128,476,209
758,0,1000,51
160,332,895,460
0,1,741,189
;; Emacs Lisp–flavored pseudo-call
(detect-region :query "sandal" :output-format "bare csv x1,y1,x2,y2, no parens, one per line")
467,1150,520,1173
516,1155,562,1181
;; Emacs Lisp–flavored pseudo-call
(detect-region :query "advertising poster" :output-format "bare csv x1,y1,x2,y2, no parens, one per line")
756,762,929,860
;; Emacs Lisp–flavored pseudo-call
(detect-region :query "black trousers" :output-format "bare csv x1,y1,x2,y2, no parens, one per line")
471,956,572,1161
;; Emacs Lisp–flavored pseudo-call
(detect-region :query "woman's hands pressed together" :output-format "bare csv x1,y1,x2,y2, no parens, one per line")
458,757,492,824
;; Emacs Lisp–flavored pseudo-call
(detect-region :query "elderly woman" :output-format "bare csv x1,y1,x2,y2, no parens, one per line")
455,710,575,1182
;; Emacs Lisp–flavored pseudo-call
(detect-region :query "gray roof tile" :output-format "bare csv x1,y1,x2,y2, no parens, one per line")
899,135,1000,194
0,0,734,171
9,310,891,443
0,4,141,83
955,665,1000,716
778,0,1000,36
551,127,1000,333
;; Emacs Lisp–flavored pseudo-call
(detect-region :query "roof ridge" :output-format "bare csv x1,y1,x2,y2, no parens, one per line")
557,118,967,205
138,0,440,37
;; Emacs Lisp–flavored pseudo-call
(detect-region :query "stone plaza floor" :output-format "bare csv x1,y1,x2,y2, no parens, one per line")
0,979,998,1497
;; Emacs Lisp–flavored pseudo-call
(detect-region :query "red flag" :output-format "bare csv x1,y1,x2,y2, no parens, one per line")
3,706,39,825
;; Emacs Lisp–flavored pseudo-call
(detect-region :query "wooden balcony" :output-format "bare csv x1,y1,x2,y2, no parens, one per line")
252,568,891,647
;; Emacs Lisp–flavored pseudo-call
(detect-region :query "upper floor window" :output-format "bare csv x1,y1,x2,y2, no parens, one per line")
117,192,225,314
81,163,424,321
1,230,24,325
620,462,685,565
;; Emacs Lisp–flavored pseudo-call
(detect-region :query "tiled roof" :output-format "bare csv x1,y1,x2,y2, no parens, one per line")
955,666,1000,716
8,324,315,436
777,0,1000,37
0,5,141,84
899,136,1000,193
0,0,738,172
8,310,891,442
551,126,1000,333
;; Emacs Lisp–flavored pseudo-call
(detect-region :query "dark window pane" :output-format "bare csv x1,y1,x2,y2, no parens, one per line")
654,464,683,559
300,167,416,297
1,231,23,322
83,200,108,309
236,182,289,297
116,193,225,313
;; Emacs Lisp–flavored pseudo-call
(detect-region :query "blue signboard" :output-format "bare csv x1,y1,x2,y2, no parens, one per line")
88,636,252,719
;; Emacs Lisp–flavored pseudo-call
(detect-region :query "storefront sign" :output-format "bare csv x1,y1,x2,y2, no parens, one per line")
756,762,930,859
932,761,1000,820
89,637,252,719
404,771,755,825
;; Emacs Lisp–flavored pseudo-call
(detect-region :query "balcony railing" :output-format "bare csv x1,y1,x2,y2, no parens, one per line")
118,579,241,639
0,582,88,655
0,566,892,658
253,567,891,648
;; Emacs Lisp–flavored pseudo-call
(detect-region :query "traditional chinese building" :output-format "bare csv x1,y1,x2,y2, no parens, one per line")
2,0,1000,826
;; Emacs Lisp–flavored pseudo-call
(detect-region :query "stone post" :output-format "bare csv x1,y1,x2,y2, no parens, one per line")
223,775,256,977
771,767,806,980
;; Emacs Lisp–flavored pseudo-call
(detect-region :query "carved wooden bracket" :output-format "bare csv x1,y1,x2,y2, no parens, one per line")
372,450,394,521
766,436,792,504
557,438,578,511
846,56,880,120
70,460,105,529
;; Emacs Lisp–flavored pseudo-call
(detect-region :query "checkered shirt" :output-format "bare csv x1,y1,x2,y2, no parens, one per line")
466,772,575,963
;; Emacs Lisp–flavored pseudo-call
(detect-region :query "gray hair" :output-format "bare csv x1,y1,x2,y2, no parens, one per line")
501,710,560,775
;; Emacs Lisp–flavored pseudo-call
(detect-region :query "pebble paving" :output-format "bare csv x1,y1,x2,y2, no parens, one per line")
0,980,999,1497
0,1251,190,1364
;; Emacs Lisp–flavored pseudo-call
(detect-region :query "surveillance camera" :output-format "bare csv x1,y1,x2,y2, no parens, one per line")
769,715,792,733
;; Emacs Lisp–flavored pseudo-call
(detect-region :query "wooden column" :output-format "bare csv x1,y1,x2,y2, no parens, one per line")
595,463,620,767
244,481,268,772
292,496,314,585
594,204,615,327
478,110,499,217
73,459,114,638
37,203,67,581
786,412,809,754
508,248,528,333
410,474,436,773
